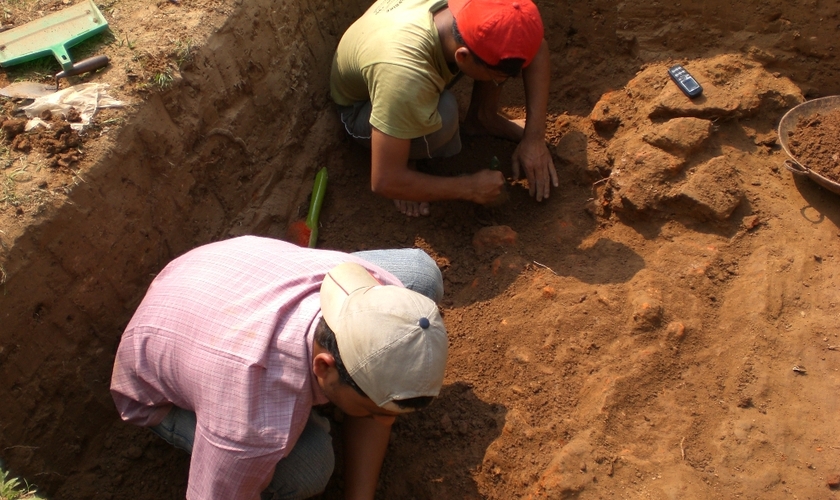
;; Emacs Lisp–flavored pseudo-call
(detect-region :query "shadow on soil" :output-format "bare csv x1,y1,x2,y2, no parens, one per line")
323,382,504,499
791,174,840,229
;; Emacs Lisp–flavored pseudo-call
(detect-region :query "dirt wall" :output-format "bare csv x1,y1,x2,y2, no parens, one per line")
0,0,366,495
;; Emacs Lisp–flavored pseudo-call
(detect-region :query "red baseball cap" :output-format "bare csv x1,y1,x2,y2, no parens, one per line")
449,0,544,67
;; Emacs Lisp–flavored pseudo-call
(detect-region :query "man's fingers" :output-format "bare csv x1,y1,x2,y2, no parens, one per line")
535,160,550,201
545,161,554,199
525,166,536,198
548,153,560,187
544,159,558,200
514,144,558,200
539,174,549,201
539,164,557,201
536,152,558,201
511,155,521,180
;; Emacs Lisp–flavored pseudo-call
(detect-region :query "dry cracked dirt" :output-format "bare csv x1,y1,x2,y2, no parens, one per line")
1,0,840,498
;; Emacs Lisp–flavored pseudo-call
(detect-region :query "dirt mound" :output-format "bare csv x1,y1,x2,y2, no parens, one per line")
588,54,803,220
2,0,840,498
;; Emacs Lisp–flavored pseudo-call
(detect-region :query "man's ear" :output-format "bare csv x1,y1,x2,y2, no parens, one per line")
454,46,471,65
312,352,336,379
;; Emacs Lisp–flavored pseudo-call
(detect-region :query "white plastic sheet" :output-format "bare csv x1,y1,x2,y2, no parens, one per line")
21,83,125,131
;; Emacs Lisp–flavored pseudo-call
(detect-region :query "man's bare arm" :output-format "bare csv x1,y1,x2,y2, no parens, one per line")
514,39,558,201
342,415,394,499
370,127,504,204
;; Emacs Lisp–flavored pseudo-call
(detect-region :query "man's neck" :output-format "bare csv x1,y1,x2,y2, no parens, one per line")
433,7,457,63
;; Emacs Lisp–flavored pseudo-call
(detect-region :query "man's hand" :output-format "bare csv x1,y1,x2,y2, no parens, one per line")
512,38,558,202
370,127,507,208
511,135,558,201
468,169,506,205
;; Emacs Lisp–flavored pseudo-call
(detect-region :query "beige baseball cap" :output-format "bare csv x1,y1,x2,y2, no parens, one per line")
319,262,448,413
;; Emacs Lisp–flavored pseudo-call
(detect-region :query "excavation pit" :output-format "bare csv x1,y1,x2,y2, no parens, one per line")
1,0,840,498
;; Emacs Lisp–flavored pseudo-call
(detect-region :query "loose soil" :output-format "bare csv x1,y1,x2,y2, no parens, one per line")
2,0,840,499
788,108,840,183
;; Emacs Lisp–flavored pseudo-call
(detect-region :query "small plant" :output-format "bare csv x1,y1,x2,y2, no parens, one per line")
152,68,174,89
65,31,113,62
174,38,195,68
1,176,19,207
114,31,136,50
98,117,125,127
3,58,56,84
0,465,45,500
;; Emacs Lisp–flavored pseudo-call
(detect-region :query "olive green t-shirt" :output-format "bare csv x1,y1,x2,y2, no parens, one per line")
330,0,456,139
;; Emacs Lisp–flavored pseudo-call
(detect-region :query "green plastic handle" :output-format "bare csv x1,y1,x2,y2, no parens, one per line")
306,167,328,248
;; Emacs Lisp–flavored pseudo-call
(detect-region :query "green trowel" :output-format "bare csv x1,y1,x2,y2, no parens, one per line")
0,0,110,80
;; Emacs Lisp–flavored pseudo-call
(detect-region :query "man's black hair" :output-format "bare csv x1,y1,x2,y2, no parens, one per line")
314,318,435,411
315,317,366,396
452,19,525,78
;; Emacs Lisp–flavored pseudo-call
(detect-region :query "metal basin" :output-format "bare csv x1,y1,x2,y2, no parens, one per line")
778,95,840,195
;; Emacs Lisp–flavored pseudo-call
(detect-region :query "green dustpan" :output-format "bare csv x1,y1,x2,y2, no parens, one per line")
0,0,109,72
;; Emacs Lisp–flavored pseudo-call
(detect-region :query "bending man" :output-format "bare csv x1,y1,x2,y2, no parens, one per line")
111,236,448,499
331,0,558,216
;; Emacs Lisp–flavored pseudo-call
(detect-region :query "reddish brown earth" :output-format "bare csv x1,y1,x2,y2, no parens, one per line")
788,108,840,184
2,0,840,499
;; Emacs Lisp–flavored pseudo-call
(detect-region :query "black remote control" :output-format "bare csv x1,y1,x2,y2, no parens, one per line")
668,64,703,98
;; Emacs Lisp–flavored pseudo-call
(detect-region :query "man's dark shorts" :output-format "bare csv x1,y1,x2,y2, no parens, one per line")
338,90,462,159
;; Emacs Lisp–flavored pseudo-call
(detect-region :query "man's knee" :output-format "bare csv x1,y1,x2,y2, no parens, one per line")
265,413,335,500
352,248,444,302
308,452,335,496
404,249,444,302
408,248,441,274
275,452,334,500
149,406,196,454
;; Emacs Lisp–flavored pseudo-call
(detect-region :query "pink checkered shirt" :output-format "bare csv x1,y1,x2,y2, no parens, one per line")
110,236,400,499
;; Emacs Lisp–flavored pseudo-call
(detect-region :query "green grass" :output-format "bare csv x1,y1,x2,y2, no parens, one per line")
174,38,195,68
152,69,174,89
0,144,12,170
118,36,136,50
0,465,45,500
0,177,21,208
2,58,57,83
68,31,117,61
